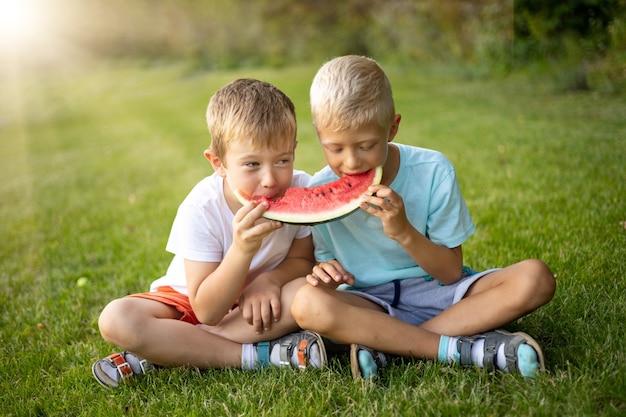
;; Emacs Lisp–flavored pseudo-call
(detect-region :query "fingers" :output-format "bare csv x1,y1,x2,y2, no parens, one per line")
240,297,280,334
309,260,354,286
360,185,396,210
233,200,258,223
306,273,321,287
233,201,283,252
236,201,281,230
360,185,412,241
269,296,281,323
360,185,409,222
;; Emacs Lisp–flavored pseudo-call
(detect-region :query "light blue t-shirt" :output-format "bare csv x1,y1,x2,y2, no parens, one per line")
309,143,475,288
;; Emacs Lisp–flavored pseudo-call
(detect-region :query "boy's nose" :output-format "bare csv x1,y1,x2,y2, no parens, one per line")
344,151,360,171
261,168,277,187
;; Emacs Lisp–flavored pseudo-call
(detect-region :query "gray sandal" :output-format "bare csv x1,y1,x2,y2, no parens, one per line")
456,329,545,375
256,330,327,369
92,351,154,388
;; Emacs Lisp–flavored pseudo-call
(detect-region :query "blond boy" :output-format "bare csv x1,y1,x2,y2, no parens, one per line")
291,56,556,379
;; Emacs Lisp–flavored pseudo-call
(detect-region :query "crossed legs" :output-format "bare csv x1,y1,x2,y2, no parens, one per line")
291,259,556,360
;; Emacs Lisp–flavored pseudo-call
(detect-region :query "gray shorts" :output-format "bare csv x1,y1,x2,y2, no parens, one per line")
342,267,500,326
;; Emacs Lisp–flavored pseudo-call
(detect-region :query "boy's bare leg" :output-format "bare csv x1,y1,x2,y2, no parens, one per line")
291,285,442,359
99,297,243,368
419,259,556,336
292,260,554,358
98,279,308,368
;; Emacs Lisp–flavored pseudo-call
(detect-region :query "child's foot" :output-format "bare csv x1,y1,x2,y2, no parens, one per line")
244,330,327,369
92,351,154,388
439,329,545,377
350,344,389,380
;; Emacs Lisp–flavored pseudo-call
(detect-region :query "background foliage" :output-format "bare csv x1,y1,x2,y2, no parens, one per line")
27,0,626,92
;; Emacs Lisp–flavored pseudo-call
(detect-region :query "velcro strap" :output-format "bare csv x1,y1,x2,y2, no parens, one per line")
483,334,498,371
138,358,153,374
297,339,309,369
457,337,473,366
504,335,525,372
279,340,292,367
109,353,133,379
256,341,270,368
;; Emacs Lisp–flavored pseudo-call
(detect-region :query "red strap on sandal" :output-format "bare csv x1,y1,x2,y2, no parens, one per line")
297,339,309,368
108,353,133,379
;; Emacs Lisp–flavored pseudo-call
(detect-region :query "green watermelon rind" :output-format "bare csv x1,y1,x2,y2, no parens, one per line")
233,166,383,225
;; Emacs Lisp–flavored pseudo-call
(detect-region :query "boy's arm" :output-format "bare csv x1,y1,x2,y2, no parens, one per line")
361,184,464,284
186,201,283,325
184,250,252,325
238,235,315,330
396,234,464,285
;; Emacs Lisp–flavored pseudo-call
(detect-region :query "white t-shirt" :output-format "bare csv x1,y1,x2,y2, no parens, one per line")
150,170,311,295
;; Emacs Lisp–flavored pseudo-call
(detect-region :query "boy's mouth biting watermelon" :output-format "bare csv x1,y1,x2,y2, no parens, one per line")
234,166,383,225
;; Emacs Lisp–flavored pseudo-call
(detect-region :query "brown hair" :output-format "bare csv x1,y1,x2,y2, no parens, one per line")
206,78,297,159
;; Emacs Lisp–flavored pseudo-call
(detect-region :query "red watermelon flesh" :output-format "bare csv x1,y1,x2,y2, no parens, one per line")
234,166,383,224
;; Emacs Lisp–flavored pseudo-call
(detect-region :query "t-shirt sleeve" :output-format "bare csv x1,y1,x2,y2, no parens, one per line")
165,202,225,262
311,226,333,262
425,164,475,247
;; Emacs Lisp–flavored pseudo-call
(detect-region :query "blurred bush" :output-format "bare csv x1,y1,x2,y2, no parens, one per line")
513,0,625,93
53,0,624,92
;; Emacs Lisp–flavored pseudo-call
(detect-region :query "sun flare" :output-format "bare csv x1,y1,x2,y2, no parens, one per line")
0,0,47,43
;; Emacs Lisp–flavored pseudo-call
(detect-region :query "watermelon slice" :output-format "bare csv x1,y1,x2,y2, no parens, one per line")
233,166,383,224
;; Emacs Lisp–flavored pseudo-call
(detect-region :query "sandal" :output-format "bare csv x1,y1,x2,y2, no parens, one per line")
456,329,545,377
350,344,388,380
92,351,154,388
256,330,327,369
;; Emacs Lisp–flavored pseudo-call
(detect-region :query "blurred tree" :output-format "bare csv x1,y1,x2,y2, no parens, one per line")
49,0,623,91
514,0,621,61
513,0,625,92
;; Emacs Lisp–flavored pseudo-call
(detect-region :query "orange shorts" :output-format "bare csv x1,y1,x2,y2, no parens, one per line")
126,286,200,325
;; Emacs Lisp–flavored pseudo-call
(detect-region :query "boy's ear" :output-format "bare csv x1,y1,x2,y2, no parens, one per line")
204,149,226,177
388,114,401,142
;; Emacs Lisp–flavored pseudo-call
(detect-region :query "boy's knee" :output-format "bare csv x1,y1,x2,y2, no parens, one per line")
290,285,330,331
290,285,313,324
521,259,556,303
98,298,137,346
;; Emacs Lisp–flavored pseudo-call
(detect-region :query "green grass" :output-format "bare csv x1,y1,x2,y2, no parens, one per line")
1,61,625,416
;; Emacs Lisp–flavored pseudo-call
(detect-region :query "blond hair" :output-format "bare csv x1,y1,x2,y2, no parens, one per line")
206,78,297,159
310,55,395,132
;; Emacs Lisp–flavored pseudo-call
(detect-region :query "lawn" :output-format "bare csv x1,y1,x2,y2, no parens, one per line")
1,61,625,416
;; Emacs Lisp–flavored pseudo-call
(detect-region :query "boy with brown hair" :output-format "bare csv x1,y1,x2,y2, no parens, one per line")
92,78,326,388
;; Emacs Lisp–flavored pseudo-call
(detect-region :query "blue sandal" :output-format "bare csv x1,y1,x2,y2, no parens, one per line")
350,344,389,380
456,329,545,377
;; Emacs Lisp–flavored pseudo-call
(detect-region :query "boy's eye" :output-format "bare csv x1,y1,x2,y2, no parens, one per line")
277,159,292,165
244,162,260,168
360,146,372,151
